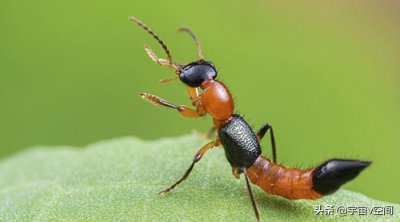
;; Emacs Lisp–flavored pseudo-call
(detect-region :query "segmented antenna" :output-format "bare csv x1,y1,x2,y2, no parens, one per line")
129,16,173,65
178,27,204,60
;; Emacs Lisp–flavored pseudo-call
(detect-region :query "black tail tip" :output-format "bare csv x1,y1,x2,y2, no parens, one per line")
312,159,371,195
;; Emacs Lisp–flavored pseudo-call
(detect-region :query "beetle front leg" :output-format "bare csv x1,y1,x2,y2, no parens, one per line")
140,93,206,118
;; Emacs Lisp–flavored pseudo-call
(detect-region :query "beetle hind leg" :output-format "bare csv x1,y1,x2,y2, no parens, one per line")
231,166,241,179
256,123,277,163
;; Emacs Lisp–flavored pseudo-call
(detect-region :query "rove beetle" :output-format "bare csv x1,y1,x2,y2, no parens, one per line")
130,17,371,222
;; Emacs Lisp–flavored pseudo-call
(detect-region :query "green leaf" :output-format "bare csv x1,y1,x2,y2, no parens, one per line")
0,135,398,221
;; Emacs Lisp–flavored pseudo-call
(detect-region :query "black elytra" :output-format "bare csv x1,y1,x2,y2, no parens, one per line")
179,60,217,87
218,115,262,168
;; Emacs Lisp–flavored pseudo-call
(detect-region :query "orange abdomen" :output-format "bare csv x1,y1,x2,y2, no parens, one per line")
200,80,234,122
247,156,323,200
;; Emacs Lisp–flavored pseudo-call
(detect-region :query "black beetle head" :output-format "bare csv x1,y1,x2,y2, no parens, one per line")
179,60,217,87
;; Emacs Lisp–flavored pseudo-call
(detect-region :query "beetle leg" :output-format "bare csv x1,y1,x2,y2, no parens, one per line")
243,168,260,222
192,126,216,140
140,93,207,118
231,166,241,179
256,123,277,163
159,140,221,195
186,87,202,106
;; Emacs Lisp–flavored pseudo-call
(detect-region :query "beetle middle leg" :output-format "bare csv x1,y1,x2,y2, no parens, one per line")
256,123,277,163
140,93,206,118
159,140,221,195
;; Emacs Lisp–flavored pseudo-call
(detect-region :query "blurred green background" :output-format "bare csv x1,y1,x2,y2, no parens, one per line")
0,0,399,203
